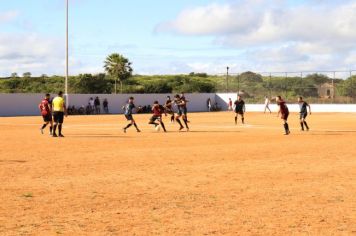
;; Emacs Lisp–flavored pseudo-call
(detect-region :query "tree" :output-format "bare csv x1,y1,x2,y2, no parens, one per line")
104,53,133,94
11,72,18,79
23,72,31,78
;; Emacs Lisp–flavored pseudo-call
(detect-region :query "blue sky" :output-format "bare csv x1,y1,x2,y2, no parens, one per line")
1,0,355,76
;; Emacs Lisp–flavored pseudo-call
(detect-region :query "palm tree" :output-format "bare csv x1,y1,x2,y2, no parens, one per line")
104,53,133,94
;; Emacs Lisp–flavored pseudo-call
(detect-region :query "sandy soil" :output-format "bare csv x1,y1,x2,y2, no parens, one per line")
0,112,355,235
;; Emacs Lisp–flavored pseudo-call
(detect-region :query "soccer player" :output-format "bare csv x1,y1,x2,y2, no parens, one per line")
148,101,167,132
164,96,175,123
264,96,272,113
227,98,233,111
276,96,290,135
298,96,311,131
233,95,246,125
174,94,189,131
52,91,67,137
38,93,53,135
122,97,141,133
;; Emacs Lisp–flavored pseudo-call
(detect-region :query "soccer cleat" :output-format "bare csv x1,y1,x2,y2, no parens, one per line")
306,127,310,131
284,130,291,135
122,128,126,133
52,133,58,137
179,126,184,131
59,134,65,138
136,129,141,133
40,128,44,134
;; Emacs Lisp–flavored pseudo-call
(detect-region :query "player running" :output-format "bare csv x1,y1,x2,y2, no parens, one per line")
174,94,189,131
122,97,141,133
38,93,53,135
233,95,246,125
164,96,175,123
298,96,311,131
52,91,67,137
264,96,272,113
276,96,290,135
148,101,167,132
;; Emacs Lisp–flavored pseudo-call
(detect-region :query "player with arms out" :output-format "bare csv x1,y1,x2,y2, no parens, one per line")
148,101,167,132
52,91,68,137
233,95,246,125
276,96,290,135
298,96,311,131
164,96,175,123
122,97,141,133
174,94,189,131
38,93,53,135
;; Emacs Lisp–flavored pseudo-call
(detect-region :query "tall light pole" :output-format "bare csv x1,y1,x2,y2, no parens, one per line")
226,66,229,93
65,0,69,102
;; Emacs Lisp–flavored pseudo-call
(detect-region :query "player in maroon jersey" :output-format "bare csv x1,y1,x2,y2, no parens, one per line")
38,93,53,135
148,101,167,132
276,96,290,135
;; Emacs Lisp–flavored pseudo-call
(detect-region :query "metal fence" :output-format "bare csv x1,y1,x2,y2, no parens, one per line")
218,70,356,104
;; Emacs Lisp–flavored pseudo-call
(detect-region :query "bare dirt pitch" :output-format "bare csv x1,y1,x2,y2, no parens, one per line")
0,112,355,235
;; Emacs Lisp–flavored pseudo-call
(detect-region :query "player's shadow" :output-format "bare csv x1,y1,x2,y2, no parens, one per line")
0,160,27,163
66,134,129,138
168,130,241,133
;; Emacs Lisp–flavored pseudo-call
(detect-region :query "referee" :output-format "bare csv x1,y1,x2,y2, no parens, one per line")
52,91,68,137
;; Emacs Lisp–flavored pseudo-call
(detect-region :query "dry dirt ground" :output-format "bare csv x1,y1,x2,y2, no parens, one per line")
0,112,355,235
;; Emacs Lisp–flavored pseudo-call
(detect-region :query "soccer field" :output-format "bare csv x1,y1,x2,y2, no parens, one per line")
1,112,355,235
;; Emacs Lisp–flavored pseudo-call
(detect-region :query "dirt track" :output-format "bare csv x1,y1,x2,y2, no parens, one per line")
0,112,355,235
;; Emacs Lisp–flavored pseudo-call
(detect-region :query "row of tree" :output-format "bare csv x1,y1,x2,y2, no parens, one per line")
1,53,355,102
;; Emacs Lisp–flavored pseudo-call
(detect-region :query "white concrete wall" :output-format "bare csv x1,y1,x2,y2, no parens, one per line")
0,93,215,117
215,93,356,112
0,93,356,117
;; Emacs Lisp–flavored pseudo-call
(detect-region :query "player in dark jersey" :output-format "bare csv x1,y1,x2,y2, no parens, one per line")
38,93,53,135
164,96,175,123
122,97,141,133
148,101,167,132
174,94,189,131
298,97,311,131
276,96,290,135
233,95,246,125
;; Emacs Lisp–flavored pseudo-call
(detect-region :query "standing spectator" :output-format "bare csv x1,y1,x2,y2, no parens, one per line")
89,97,95,114
228,98,233,111
103,98,109,114
207,98,212,112
94,97,101,114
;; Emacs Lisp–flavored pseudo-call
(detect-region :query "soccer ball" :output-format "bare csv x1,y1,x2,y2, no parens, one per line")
155,125,161,132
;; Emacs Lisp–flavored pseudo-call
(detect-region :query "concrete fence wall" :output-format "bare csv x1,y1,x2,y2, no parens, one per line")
0,93,356,117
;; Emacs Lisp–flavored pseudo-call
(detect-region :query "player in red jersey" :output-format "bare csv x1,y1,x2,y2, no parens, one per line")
38,93,53,135
148,101,167,132
276,96,290,135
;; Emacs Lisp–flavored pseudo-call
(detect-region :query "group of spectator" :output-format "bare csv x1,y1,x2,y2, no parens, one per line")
87,97,109,115
206,98,221,112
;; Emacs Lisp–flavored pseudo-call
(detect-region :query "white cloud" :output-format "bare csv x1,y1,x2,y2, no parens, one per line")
0,11,19,24
156,0,356,72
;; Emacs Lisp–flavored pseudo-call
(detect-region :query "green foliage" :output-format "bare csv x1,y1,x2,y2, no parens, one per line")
104,53,133,93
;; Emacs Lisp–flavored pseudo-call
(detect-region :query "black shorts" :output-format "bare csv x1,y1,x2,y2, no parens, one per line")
281,112,289,120
177,108,187,116
53,112,64,123
125,114,133,121
235,110,244,115
42,114,52,122
150,115,161,123
300,112,307,119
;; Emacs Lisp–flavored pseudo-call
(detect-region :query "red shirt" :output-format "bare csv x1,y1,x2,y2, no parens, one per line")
39,99,50,116
152,105,163,116
278,101,289,114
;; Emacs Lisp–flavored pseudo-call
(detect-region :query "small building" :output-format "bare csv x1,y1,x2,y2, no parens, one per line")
317,82,335,99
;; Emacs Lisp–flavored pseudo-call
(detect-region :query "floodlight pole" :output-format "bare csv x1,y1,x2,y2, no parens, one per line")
226,66,229,93
65,0,69,101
